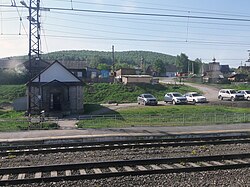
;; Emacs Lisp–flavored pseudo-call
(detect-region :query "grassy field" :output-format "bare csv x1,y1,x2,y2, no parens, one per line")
0,85,26,104
77,105,250,128
84,83,199,104
0,110,58,132
0,120,59,132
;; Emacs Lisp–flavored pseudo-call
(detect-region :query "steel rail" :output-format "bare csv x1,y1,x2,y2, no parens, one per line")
0,153,250,185
0,135,250,156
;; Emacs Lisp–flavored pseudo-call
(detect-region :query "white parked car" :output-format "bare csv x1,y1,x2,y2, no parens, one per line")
185,92,207,103
164,92,187,105
218,89,245,101
238,90,250,101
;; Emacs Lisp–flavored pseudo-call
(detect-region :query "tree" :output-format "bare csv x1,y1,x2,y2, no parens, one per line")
97,63,110,70
153,59,165,75
176,53,189,72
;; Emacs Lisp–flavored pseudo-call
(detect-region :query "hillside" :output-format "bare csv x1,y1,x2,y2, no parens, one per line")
84,83,197,104
1,50,177,69
0,83,196,105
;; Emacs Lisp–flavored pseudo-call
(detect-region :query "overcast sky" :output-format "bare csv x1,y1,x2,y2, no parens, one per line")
1,0,250,67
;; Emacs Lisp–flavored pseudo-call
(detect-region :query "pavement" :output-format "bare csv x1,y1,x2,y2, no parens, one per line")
0,120,250,143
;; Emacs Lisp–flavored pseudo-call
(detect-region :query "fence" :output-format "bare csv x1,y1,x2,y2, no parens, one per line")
0,117,59,131
78,113,250,128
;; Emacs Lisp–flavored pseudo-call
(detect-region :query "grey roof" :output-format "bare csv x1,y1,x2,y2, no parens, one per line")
59,61,87,69
165,64,177,72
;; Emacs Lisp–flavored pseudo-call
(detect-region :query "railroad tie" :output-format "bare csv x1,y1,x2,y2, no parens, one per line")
235,159,248,164
210,161,223,166
187,162,201,167
34,172,42,178
137,165,147,171
51,171,57,177
65,170,72,176
123,166,134,172
79,169,86,175
150,164,162,170
1,175,9,181
109,167,118,173
200,162,213,167
18,173,26,180
93,168,102,174
224,160,238,165
162,164,174,169
173,163,186,168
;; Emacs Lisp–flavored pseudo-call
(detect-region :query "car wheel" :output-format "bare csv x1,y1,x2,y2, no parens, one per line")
218,95,223,100
172,100,176,105
231,97,235,101
192,99,196,104
247,97,250,101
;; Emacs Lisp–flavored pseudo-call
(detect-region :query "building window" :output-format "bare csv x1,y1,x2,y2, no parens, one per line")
77,71,83,78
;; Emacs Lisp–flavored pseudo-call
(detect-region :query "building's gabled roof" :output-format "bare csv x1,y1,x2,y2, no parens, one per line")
30,60,82,83
220,65,230,73
165,64,177,72
122,75,152,78
59,60,87,69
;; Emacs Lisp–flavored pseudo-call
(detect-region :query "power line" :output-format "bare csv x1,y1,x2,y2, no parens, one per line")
42,34,250,47
50,0,250,19
2,4,250,22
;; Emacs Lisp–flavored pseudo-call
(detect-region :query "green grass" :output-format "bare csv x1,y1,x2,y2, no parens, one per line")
0,85,26,104
0,120,59,132
84,83,199,104
0,110,24,118
0,110,58,131
117,105,250,115
77,105,250,128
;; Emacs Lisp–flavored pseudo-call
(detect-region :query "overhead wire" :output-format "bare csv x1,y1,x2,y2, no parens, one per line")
2,4,250,22
49,0,250,19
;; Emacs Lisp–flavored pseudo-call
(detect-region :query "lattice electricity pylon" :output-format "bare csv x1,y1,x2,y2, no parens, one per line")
25,0,42,114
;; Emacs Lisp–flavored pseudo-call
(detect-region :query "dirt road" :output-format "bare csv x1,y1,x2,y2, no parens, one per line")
184,82,220,101
160,78,220,102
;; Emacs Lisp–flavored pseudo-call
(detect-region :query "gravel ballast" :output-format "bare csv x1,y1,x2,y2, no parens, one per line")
1,143,250,186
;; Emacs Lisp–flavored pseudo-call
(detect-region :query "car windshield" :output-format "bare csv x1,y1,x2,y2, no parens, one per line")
144,94,154,98
173,93,183,97
192,93,202,97
246,91,250,94
230,90,237,94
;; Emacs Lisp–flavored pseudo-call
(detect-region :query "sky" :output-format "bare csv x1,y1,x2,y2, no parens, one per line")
1,0,250,67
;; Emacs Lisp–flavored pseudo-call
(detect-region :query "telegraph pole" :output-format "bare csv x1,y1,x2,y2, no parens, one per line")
21,0,41,114
112,45,115,83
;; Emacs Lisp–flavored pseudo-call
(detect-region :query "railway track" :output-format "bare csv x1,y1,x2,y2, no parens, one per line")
1,135,250,156
0,153,250,185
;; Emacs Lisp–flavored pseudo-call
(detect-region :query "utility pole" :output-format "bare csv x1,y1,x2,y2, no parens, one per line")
21,0,41,114
112,45,115,82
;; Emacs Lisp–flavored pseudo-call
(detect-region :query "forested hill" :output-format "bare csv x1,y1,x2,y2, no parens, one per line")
41,50,177,68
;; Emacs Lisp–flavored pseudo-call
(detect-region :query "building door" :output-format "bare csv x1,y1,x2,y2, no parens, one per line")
50,93,61,111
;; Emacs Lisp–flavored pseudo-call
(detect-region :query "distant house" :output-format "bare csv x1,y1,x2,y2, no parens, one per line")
60,60,87,79
145,65,157,76
237,66,250,74
23,58,50,77
220,65,230,74
26,60,83,115
121,75,152,84
165,64,177,77
115,68,137,78
203,71,224,83
228,74,248,82
202,58,230,83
